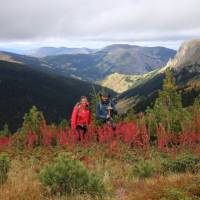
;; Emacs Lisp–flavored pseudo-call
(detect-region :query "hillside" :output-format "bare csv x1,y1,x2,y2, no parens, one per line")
117,39,200,113
42,44,176,81
0,44,176,82
0,51,53,71
98,44,176,74
0,61,115,131
100,69,160,93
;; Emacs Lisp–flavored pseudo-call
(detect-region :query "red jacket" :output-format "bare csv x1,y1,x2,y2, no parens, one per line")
71,103,91,129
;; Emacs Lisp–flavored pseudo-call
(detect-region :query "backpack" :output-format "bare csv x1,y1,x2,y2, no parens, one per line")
75,102,90,115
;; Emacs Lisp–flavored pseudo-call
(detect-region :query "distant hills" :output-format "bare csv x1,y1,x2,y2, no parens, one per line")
0,61,114,131
41,44,176,81
117,39,200,113
28,47,96,57
0,44,176,82
98,44,176,74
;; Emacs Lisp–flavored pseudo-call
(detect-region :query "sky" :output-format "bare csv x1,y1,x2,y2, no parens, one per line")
0,0,200,52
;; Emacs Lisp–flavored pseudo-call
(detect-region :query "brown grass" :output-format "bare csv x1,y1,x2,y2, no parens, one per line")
0,146,200,200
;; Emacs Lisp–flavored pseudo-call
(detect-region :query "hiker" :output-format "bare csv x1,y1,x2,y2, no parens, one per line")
96,92,118,130
71,96,91,140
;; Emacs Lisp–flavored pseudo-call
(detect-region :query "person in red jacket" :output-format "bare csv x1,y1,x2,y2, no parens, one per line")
71,96,91,140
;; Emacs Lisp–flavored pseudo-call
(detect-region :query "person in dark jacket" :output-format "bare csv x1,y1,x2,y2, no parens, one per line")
96,92,117,130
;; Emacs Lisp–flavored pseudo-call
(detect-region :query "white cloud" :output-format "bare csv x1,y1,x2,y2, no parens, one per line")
0,0,200,48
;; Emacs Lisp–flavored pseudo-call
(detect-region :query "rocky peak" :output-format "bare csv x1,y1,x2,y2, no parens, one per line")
167,39,200,70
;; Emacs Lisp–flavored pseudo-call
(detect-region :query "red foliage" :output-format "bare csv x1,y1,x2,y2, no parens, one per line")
1,116,200,153
179,131,200,150
56,130,69,146
0,136,10,150
40,126,54,146
26,131,37,148
157,124,172,152
80,155,90,167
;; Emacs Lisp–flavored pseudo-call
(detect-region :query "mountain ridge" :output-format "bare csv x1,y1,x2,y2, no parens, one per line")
42,44,176,81
1,44,176,82
28,47,96,57
117,39,200,113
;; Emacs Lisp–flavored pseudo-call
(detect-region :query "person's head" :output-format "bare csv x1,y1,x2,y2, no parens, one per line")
80,96,88,106
100,92,110,103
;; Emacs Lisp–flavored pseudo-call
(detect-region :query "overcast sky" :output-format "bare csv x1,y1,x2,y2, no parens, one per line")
0,0,200,50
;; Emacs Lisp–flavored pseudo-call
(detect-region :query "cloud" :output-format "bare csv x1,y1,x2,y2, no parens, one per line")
0,0,200,46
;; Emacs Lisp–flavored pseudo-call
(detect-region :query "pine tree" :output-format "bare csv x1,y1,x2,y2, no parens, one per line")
90,86,101,127
22,106,46,133
59,119,69,130
0,124,11,136
146,69,190,136
21,105,46,145
190,94,200,132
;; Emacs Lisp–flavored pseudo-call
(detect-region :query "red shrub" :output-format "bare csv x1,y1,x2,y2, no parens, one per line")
26,131,37,148
157,124,172,152
56,130,69,146
40,126,55,146
179,131,200,149
4,115,200,153
0,136,10,150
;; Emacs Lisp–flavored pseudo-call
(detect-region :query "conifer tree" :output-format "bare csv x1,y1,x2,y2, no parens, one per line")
0,124,11,136
21,105,46,145
146,69,190,136
190,94,200,132
90,86,99,127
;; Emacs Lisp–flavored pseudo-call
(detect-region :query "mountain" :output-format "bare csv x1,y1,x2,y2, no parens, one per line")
0,50,85,78
0,44,176,82
28,47,96,57
43,53,102,81
0,50,51,69
0,61,115,132
42,44,176,81
166,39,200,70
117,39,200,113
98,44,176,74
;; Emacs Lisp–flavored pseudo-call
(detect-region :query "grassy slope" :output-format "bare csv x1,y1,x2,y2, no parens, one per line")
100,69,160,93
1,145,200,200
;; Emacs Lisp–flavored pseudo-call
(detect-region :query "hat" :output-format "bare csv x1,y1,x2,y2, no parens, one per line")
99,91,110,98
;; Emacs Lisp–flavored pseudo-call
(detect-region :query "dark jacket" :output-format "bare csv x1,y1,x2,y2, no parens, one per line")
96,100,117,121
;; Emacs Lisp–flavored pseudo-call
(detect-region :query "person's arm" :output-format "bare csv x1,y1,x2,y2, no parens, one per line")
111,101,118,115
71,105,78,129
96,103,107,120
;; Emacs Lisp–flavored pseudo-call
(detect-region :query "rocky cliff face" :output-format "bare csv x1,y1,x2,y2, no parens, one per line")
167,39,200,70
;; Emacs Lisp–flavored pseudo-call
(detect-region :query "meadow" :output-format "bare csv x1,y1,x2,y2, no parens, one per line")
1,70,200,200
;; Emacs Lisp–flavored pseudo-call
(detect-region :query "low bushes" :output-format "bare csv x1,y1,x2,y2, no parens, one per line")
161,153,200,173
39,153,104,197
132,158,156,179
0,152,11,185
131,152,200,180
161,188,192,200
